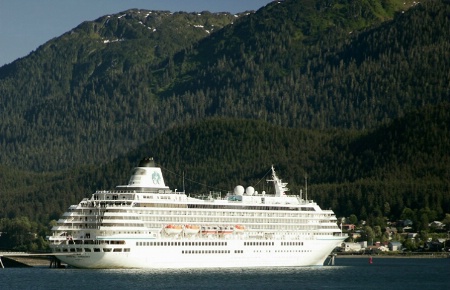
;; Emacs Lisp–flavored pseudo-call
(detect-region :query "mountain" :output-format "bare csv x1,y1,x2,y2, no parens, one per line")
1,0,447,172
0,9,244,171
166,0,448,128
1,103,449,227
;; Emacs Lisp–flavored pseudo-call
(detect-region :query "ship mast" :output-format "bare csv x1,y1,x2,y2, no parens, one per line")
267,165,288,197
305,173,308,201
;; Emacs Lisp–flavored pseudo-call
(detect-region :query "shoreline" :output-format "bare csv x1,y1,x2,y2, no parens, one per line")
335,253,450,258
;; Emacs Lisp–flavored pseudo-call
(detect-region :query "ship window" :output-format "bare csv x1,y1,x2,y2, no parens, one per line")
113,248,122,252
124,248,130,252
84,248,91,252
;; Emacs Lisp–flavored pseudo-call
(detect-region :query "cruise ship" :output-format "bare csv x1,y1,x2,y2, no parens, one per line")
48,157,346,268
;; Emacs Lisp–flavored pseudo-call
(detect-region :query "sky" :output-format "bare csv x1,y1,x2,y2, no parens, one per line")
0,0,273,67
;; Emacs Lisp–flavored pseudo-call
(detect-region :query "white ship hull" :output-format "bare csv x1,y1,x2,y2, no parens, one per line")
49,158,346,269
55,238,343,269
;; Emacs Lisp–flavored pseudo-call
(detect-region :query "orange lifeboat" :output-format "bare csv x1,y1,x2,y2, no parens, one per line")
234,225,245,233
164,224,182,235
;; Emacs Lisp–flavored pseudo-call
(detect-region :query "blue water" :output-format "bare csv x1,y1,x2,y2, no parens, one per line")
1,258,449,290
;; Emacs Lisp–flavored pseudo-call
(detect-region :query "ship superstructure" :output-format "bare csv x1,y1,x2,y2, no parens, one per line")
48,158,346,268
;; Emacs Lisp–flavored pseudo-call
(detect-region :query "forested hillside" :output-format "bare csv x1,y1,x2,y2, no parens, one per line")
1,0,446,172
1,103,449,229
168,0,448,129
0,10,242,171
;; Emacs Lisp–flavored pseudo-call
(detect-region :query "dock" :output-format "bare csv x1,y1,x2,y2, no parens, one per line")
0,252,76,268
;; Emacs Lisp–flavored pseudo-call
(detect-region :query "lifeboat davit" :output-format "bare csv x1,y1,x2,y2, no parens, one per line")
184,225,200,235
164,224,182,235
219,226,234,235
201,226,219,235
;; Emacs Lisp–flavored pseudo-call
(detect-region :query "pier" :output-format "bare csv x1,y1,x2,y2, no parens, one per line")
0,252,76,268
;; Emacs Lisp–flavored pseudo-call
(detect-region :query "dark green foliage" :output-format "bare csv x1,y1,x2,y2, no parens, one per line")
1,104,449,230
0,217,49,251
1,0,447,172
0,10,241,171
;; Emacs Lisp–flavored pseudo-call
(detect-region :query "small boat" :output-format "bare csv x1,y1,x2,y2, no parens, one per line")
184,225,200,235
164,224,182,235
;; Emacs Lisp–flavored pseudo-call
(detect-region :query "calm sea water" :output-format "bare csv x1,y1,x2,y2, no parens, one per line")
1,257,449,290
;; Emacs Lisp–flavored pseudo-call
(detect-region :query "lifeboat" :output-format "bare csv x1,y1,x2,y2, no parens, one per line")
184,225,200,235
219,226,234,235
164,224,182,235
201,226,219,235
234,225,245,233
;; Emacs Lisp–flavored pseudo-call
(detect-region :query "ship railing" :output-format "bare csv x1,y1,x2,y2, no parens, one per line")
95,189,171,195
51,225,102,231
62,212,79,217
47,236,67,241
293,196,313,203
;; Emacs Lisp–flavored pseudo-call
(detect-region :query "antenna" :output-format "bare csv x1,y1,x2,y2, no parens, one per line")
305,173,308,202
182,171,185,193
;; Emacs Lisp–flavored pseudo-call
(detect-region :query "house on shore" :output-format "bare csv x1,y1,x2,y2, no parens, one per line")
388,241,402,251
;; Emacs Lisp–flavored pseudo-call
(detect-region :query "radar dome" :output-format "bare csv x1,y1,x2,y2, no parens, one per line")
246,186,255,196
234,185,245,196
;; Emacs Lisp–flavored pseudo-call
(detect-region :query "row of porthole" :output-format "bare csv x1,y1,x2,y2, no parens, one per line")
244,242,275,246
136,241,228,247
280,241,304,246
274,250,311,253
54,247,130,253
181,250,231,254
